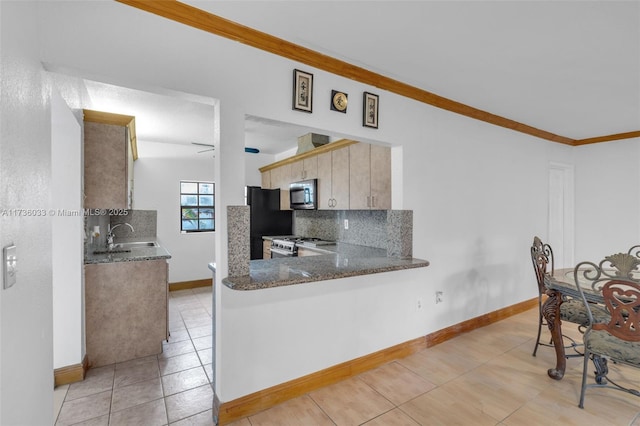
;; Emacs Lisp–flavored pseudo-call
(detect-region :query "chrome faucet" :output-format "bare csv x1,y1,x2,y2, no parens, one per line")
107,223,135,250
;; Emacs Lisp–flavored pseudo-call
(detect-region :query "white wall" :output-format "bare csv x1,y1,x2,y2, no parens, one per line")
0,2,54,423
133,145,216,283
573,138,640,262
245,152,276,187
5,0,634,407
51,90,84,369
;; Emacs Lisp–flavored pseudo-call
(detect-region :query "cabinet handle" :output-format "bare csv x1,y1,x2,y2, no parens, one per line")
367,196,371,207
371,196,375,208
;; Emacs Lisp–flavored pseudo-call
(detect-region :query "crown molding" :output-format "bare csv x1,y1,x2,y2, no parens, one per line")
116,0,638,146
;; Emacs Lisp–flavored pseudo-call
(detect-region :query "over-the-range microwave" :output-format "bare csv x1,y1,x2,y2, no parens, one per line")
289,179,317,210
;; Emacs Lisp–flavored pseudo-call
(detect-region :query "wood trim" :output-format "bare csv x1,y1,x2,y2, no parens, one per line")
116,1,638,146
169,278,212,291
127,118,139,161
83,109,134,126
115,1,638,147
83,109,138,160
54,354,89,387
259,139,358,173
114,1,572,145
425,297,537,347
217,297,537,424
573,130,640,146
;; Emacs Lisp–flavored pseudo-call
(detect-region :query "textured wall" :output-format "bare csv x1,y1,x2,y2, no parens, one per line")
0,2,54,423
227,206,250,276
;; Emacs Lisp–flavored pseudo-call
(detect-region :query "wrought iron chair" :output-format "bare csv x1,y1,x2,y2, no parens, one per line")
530,236,595,356
573,253,640,408
628,244,640,258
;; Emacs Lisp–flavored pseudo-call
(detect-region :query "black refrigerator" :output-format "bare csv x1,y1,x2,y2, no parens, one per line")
246,186,293,259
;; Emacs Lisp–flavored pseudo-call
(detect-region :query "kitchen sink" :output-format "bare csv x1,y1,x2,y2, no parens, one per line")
94,249,131,254
113,241,158,249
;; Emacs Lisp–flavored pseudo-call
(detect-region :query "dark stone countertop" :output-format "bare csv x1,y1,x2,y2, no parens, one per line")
84,238,171,264
222,242,429,291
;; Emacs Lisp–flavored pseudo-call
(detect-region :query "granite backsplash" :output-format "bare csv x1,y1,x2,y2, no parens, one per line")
294,209,413,257
85,209,157,251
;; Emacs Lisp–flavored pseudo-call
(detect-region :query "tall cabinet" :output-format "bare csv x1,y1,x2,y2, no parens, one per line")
317,146,350,210
83,109,137,209
349,143,391,209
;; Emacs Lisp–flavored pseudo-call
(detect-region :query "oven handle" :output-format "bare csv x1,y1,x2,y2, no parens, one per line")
270,247,295,257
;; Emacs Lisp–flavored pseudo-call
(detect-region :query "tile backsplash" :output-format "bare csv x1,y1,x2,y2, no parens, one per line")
85,209,157,251
294,209,413,256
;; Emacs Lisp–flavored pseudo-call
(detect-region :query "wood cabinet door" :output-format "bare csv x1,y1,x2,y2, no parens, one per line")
303,156,318,180
290,160,304,182
84,122,127,209
291,157,318,181
270,164,291,210
297,248,321,257
349,143,371,209
370,144,391,209
263,240,272,259
317,151,333,209
331,146,350,209
261,171,272,189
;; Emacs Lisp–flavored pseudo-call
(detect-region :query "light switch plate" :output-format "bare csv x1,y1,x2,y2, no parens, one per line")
3,244,17,289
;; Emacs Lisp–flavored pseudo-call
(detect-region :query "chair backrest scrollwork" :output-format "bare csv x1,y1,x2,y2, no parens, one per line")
594,280,640,341
574,252,640,341
627,244,640,259
531,236,554,295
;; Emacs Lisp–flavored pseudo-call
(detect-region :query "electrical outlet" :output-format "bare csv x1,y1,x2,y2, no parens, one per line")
344,219,349,230
416,298,423,310
435,291,443,304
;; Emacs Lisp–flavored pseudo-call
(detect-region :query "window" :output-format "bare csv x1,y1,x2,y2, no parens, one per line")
180,181,215,232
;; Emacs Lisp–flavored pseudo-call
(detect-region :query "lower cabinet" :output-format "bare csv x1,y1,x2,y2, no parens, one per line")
297,248,322,257
263,240,272,259
85,259,168,367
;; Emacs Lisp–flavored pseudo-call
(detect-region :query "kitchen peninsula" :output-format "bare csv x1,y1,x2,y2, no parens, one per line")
213,207,430,423
222,241,428,290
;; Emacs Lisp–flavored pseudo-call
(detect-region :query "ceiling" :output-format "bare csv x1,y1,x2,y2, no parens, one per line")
84,79,320,156
89,1,639,156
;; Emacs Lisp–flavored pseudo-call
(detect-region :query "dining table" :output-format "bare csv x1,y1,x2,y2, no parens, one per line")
542,268,607,380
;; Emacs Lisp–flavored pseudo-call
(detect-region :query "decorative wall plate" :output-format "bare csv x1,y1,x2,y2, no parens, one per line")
331,90,348,113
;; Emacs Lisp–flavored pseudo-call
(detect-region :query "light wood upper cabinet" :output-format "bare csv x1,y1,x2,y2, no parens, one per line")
83,110,136,210
258,139,390,211
349,143,391,210
349,143,371,209
261,170,272,189
290,156,318,181
269,164,291,210
318,146,350,210
370,144,391,209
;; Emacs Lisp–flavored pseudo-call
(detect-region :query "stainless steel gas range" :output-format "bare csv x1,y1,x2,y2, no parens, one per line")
270,237,334,258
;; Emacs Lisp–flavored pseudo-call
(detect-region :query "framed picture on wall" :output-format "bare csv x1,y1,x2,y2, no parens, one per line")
292,69,313,113
363,92,379,128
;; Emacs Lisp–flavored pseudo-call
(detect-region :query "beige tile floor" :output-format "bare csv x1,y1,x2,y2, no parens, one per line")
54,287,215,425
55,287,640,425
